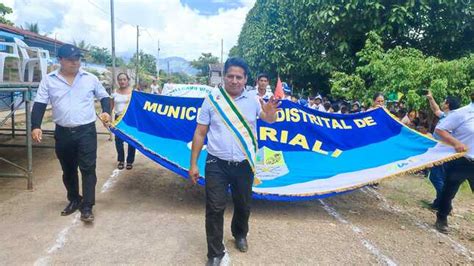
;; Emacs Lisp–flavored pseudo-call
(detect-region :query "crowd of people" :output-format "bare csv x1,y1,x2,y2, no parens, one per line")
30,44,472,266
248,73,462,140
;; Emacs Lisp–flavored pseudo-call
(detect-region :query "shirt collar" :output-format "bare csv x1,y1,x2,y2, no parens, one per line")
49,68,87,77
235,88,249,100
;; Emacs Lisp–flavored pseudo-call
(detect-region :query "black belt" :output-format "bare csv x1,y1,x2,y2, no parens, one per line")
208,154,248,167
56,122,95,132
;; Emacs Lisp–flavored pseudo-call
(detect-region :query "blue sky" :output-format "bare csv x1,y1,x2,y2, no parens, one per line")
181,0,245,16
4,0,255,60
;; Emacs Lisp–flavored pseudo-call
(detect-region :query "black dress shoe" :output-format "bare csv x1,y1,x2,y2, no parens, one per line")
235,237,248,252
435,215,449,234
80,207,94,222
61,199,82,216
206,255,223,266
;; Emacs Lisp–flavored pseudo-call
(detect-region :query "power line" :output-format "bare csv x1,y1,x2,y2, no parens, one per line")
87,0,160,58
87,0,132,27
143,28,155,41
88,0,157,42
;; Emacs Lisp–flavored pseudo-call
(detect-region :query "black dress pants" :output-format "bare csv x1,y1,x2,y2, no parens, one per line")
437,157,474,218
205,154,254,259
54,122,97,207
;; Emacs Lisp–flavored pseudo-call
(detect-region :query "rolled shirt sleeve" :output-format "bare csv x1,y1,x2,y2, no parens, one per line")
197,97,211,125
436,111,461,132
34,79,50,104
94,77,110,100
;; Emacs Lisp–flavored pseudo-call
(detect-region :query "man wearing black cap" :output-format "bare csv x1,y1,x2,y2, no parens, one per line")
31,44,111,222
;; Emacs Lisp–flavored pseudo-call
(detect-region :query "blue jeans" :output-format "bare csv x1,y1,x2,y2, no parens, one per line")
429,165,445,207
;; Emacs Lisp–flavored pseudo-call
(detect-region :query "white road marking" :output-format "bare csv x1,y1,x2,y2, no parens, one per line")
319,199,397,266
361,187,474,261
101,169,121,193
34,169,121,265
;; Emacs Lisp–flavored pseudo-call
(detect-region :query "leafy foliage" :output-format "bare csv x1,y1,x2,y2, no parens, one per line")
0,3,13,26
73,40,91,51
23,22,39,34
130,50,157,76
330,32,473,110
86,46,125,67
231,0,473,93
190,53,219,83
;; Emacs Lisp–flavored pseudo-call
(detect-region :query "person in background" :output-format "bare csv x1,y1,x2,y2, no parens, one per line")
368,92,385,111
111,73,136,170
255,73,273,100
366,92,385,188
401,109,418,127
396,109,407,121
307,96,315,108
310,95,325,111
339,104,349,114
416,123,433,138
150,79,161,94
137,82,148,92
434,91,474,234
290,95,299,103
351,101,361,113
323,102,333,112
282,82,292,100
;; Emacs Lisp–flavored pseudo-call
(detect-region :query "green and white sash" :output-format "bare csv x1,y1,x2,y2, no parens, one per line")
207,87,258,173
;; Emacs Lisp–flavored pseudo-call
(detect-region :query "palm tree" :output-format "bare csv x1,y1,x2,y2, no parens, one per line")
73,40,91,51
23,22,39,34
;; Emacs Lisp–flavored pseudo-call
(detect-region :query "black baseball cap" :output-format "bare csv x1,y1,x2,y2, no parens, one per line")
57,44,83,59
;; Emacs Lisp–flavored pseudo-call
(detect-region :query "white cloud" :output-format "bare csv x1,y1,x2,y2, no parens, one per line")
6,0,255,60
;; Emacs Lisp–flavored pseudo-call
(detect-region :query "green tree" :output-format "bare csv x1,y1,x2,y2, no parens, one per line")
0,3,13,26
23,22,39,34
232,0,473,93
330,32,473,110
130,50,157,76
83,45,126,68
88,46,112,66
190,53,219,82
73,40,91,51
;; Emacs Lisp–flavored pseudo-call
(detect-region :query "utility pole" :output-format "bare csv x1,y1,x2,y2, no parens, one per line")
156,40,160,79
135,25,140,88
167,61,170,77
220,38,223,64
54,33,58,57
110,0,116,93
220,38,224,84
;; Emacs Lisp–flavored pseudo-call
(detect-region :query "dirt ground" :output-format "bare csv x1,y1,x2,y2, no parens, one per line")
0,119,473,265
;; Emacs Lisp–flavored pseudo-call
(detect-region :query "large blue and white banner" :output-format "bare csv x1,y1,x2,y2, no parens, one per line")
110,91,462,201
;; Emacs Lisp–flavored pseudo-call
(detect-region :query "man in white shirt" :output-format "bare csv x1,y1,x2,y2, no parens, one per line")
426,91,461,209
310,95,325,111
189,58,279,265
434,91,474,234
254,73,273,100
31,44,111,223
